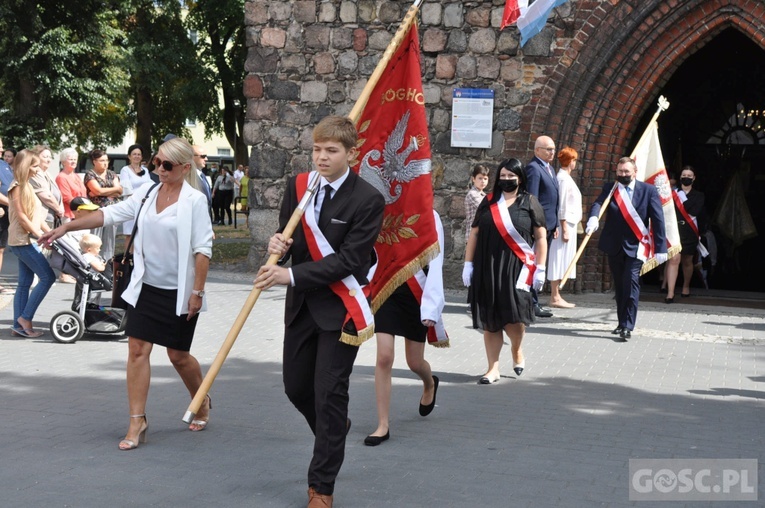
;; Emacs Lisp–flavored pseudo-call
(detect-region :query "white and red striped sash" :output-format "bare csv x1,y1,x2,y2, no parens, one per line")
296,171,374,345
613,185,653,262
672,189,709,257
489,194,536,292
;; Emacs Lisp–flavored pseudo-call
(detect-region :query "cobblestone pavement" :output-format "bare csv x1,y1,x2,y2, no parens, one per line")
1,270,763,507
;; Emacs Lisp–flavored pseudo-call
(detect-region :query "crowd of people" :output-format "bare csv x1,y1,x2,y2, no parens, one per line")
2,121,709,508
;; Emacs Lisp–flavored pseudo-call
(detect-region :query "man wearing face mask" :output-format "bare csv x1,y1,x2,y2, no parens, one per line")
585,157,667,341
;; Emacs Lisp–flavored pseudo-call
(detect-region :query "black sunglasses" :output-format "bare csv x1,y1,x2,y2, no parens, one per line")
153,157,178,171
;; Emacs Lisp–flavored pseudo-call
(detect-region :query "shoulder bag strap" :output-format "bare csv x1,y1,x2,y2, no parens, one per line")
124,182,160,256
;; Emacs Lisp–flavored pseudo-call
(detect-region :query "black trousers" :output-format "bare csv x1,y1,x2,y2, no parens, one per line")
282,302,359,496
608,250,643,331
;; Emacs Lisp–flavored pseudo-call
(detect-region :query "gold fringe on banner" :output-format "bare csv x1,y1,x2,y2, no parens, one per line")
429,339,450,348
639,244,682,275
371,241,440,313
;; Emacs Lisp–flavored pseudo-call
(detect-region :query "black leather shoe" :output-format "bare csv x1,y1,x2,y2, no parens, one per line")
619,329,631,341
534,305,553,318
612,326,624,335
419,376,439,416
364,431,390,446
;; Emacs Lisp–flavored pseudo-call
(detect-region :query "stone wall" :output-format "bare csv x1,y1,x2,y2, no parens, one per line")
243,0,765,290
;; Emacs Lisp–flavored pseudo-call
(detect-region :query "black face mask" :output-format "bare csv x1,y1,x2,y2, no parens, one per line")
498,179,519,193
680,177,693,187
616,175,632,186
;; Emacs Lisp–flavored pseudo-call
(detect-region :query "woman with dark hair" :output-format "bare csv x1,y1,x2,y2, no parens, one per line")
664,165,706,302
3,148,16,166
84,149,122,260
119,144,153,244
463,158,547,384
547,147,582,308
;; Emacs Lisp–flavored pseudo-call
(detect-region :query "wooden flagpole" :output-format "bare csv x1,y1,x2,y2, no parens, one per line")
560,96,670,289
183,0,426,424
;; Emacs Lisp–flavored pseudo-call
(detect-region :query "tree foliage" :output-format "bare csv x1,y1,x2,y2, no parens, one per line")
0,0,131,149
0,0,243,156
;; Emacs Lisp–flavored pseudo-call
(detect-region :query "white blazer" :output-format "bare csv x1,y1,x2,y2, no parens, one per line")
103,181,213,315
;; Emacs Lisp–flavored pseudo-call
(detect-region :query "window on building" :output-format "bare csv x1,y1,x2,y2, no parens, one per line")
188,30,198,44
218,148,231,156
185,118,197,127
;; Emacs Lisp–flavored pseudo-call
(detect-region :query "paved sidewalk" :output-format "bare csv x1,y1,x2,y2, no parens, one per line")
1,271,763,507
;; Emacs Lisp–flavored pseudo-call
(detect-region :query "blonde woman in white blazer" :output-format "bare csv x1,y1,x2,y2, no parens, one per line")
547,147,582,308
40,138,214,450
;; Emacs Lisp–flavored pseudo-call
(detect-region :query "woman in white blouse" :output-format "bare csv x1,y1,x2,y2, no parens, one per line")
119,144,153,243
40,138,214,450
547,147,582,308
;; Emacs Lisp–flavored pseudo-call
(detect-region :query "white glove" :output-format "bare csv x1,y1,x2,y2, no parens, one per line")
533,265,546,291
585,216,599,234
655,252,668,264
462,262,473,287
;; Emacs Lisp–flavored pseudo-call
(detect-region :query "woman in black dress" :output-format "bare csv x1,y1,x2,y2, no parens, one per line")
463,158,547,384
665,165,706,301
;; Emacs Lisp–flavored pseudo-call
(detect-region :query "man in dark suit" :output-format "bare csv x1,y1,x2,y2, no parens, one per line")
525,135,559,317
192,145,213,221
586,157,668,341
255,116,385,508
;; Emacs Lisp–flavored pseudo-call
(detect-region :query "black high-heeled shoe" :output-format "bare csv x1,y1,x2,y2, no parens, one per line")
418,375,439,416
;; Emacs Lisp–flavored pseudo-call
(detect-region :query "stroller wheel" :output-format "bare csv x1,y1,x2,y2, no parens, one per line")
50,311,85,343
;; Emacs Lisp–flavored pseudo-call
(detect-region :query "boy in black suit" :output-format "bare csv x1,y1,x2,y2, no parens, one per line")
255,116,385,508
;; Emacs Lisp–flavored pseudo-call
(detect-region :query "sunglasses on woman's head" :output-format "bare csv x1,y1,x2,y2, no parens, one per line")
153,157,177,171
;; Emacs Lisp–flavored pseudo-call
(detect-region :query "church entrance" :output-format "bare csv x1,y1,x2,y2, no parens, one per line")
631,28,765,292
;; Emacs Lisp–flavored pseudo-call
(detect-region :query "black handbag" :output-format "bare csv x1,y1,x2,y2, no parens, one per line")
112,183,159,309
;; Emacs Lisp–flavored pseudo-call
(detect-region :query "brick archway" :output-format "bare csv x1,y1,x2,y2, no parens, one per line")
529,0,765,290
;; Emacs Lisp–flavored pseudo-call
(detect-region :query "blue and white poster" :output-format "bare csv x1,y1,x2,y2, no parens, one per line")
451,88,494,149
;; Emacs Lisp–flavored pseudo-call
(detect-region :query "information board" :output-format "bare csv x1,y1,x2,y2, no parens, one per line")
451,88,494,148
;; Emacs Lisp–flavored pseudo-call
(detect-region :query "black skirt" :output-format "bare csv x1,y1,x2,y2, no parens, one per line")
125,284,199,351
374,283,427,342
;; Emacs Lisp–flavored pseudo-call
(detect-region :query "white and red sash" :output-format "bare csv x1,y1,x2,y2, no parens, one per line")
672,189,709,258
489,194,536,292
296,171,375,345
613,185,653,262
406,274,449,348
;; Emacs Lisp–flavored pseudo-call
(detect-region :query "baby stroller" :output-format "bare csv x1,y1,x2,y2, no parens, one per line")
46,235,128,343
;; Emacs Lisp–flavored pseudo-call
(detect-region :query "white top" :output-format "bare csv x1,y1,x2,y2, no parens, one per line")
419,210,446,323
102,181,213,315
142,202,179,289
556,169,583,224
119,165,153,197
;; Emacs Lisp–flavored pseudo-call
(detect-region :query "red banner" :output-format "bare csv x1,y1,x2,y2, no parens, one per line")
352,23,439,311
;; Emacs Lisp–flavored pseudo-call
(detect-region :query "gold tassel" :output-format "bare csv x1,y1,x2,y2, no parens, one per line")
339,323,376,346
371,242,440,313
429,339,450,348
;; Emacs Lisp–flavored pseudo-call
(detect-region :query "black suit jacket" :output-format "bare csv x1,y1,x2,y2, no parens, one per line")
278,170,385,331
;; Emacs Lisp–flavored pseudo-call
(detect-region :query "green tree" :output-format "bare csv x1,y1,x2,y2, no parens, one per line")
185,0,247,164
125,0,217,152
0,0,131,149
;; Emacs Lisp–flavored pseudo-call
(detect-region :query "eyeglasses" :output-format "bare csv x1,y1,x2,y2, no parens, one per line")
539,147,556,152
198,154,208,158
153,157,178,171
